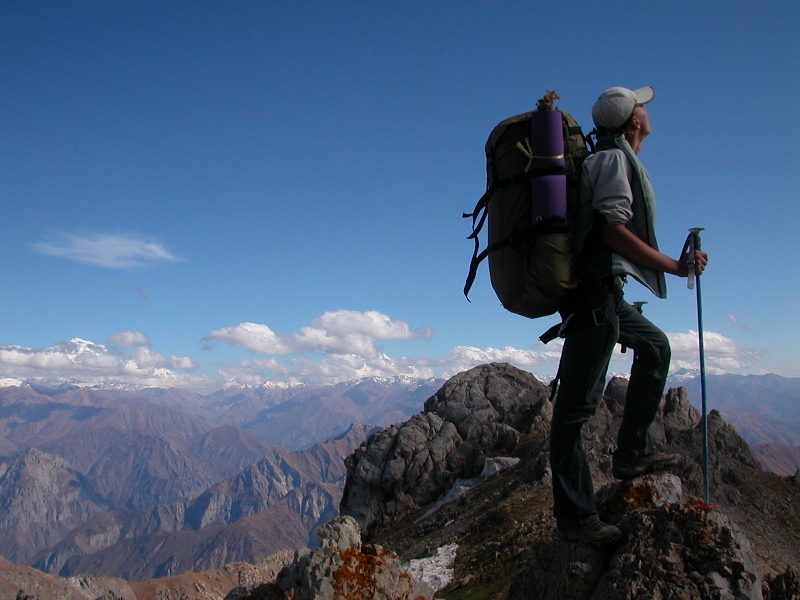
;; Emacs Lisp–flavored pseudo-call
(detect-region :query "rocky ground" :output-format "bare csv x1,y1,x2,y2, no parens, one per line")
342,363,800,599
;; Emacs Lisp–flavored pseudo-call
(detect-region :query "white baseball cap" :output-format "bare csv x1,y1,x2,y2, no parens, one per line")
591,86,655,132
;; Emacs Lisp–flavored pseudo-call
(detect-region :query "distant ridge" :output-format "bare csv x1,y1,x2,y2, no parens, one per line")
7,373,446,395
668,373,800,422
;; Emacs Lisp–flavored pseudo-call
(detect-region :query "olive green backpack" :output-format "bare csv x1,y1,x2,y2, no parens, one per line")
463,105,593,319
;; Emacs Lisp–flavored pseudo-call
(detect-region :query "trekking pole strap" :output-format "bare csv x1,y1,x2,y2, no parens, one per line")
548,368,560,402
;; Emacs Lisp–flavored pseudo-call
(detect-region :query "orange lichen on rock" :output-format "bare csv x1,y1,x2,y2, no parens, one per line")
330,544,413,600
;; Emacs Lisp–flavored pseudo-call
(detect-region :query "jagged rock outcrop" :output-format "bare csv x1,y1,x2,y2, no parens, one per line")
340,363,800,599
225,516,433,600
341,363,551,539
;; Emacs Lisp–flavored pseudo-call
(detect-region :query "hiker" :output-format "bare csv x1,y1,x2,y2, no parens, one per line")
550,86,708,545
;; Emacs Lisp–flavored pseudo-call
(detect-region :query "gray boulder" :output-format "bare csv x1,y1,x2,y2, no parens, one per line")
340,363,551,539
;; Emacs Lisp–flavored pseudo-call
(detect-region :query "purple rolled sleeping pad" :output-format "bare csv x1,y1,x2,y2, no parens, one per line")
528,110,567,220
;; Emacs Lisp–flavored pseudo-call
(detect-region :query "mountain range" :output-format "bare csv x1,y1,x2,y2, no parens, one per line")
0,370,798,595
0,377,440,579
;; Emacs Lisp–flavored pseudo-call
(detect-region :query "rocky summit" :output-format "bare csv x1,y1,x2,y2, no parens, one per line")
3,362,800,599
336,363,800,599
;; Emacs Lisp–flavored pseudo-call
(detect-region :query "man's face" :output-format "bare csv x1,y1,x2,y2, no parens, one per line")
633,105,651,137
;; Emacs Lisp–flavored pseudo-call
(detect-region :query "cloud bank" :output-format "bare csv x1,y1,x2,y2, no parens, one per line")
0,339,205,390
0,310,764,390
666,330,762,374
204,310,761,387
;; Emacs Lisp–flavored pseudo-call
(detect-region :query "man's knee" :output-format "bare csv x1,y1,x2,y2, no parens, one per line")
654,330,671,362
633,329,670,371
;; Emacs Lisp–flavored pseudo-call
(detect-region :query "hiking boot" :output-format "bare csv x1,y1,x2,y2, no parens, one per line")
612,450,682,480
557,516,622,546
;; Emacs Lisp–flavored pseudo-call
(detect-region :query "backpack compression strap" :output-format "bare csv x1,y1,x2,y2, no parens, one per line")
463,165,571,302
463,237,511,301
461,166,568,301
463,216,570,301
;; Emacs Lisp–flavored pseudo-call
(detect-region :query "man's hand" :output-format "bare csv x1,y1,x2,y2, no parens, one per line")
677,249,708,278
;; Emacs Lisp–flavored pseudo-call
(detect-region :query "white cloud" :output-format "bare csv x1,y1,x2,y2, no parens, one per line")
206,310,433,360
0,339,115,372
207,309,766,386
108,331,150,348
218,353,438,387
312,310,431,340
33,232,182,268
207,309,441,386
662,330,762,373
171,355,199,370
209,315,563,386
436,344,562,377
206,322,297,354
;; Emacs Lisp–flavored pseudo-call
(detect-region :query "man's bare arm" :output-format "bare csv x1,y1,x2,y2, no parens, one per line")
602,224,707,277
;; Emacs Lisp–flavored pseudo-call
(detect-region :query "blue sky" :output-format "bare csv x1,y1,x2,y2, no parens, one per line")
1,1,798,391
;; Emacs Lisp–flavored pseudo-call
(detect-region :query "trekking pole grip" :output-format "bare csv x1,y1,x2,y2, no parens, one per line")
686,227,704,289
691,227,703,252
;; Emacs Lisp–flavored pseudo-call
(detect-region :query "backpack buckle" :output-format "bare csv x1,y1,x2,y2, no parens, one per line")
591,307,606,327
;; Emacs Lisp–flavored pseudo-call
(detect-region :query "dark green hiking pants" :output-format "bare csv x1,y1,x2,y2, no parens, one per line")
549,276,671,525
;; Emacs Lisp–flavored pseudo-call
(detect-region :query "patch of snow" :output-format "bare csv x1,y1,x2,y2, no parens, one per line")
402,543,458,592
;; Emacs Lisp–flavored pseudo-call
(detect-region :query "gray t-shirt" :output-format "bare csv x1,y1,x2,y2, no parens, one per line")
581,148,634,226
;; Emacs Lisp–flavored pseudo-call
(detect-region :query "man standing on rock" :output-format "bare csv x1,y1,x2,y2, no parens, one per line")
550,86,708,545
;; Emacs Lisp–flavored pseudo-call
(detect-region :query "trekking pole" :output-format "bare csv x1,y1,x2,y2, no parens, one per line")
684,227,711,507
